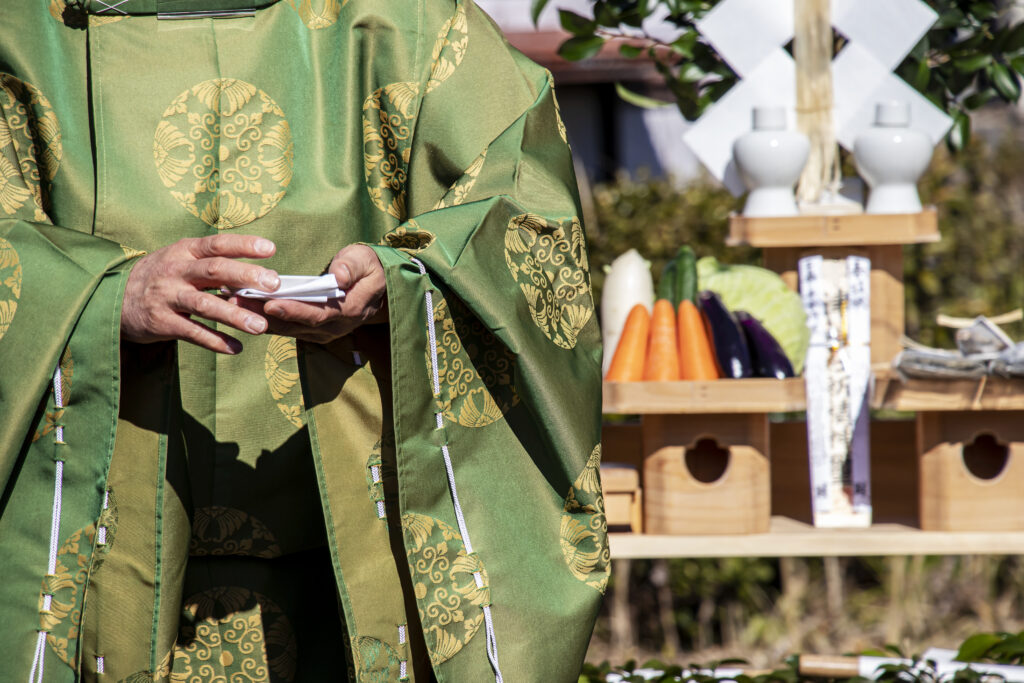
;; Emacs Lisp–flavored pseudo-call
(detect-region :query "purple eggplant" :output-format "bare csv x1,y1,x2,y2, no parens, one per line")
698,290,753,378
735,311,795,379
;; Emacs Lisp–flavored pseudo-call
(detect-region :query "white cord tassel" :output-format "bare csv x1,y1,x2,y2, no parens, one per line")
411,258,505,683
29,364,68,683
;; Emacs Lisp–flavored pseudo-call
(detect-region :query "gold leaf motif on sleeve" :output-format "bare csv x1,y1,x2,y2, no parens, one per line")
428,296,519,428
433,147,487,211
264,335,305,428
155,80,292,230
0,76,63,221
379,221,436,253
0,237,20,341
287,0,348,29
560,444,609,593
363,1,469,219
505,213,594,349
401,514,488,666
426,0,469,93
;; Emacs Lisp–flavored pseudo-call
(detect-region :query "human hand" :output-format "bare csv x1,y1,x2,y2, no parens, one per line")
121,234,279,354
238,244,387,344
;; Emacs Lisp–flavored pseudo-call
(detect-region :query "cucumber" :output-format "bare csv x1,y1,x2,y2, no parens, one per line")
674,246,697,305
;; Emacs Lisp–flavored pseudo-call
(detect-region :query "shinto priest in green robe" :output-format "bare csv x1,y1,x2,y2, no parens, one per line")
0,0,607,680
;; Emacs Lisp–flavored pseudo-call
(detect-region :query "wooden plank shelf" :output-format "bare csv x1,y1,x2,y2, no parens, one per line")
727,208,940,247
604,375,1024,414
609,516,1024,558
603,378,806,414
874,373,1024,412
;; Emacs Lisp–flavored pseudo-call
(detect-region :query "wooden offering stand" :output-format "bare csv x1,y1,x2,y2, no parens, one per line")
602,209,1024,558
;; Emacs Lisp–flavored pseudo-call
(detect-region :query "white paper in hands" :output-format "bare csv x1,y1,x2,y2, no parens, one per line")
234,274,345,303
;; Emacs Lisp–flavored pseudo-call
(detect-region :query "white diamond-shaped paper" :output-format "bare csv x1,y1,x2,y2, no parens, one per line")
685,0,953,195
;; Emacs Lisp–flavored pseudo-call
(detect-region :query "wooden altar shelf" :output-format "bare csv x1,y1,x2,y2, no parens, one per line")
608,517,1024,558
727,208,940,247
603,375,1024,415
603,378,806,414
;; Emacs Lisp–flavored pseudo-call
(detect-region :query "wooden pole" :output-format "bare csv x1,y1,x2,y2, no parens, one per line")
794,0,840,205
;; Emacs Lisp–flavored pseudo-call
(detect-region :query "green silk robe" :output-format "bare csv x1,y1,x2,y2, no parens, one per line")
0,0,607,681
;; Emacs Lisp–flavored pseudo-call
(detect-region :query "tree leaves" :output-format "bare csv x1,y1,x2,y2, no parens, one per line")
548,0,1024,152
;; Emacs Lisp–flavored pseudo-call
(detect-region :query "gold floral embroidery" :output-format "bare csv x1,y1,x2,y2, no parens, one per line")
264,335,305,428
560,444,609,593
362,82,417,221
120,244,147,259
505,213,594,350
0,75,62,222
426,0,469,93
430,295,518,428
548,71,568,145
379,221,435,253
0,237,20,341
154,79,293,230
190,506,282,559
287,0,348,29
172,587,296,683
363,0,468,219
353,636,401,682
402,513,489,666
433,148,487,210
40,517,116,668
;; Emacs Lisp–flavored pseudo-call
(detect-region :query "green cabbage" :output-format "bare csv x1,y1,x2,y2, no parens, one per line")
697,257,809,374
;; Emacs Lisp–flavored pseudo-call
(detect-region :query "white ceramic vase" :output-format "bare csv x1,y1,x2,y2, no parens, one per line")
733,106,809,217
854,102,933,214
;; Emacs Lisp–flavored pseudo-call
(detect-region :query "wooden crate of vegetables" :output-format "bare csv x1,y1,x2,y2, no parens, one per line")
601,248,809,534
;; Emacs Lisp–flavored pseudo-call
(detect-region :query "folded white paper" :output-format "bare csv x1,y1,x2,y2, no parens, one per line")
234,274,345,303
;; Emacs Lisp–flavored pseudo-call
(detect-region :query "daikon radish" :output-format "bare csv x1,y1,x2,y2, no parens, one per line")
601,249,654,375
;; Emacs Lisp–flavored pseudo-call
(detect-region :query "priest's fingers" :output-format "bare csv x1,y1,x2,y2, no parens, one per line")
329,244,384,291
186,234,277,260
163,313,244,355
262,298,342,327
182,256,281,292
175,289,269,336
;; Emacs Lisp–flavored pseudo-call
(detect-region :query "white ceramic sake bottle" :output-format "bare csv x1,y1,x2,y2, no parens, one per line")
854,101,932,214
733,106,809,217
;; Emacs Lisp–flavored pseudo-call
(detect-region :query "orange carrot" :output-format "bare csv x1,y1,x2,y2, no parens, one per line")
643,299,680,381
605,304,650,382
677,300,720,380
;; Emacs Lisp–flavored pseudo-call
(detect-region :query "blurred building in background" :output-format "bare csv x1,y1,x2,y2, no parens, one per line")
477,0,702,183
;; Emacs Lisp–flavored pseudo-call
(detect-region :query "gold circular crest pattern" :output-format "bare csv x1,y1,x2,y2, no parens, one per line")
39,509,117,669
402,513,489,666
190,506,283,559
363,0,467,221
287,0,348,29
0,75,63,223
353,636,402,682
429,295,519,428
264,335,305,428
173,587,297,682
560,444,609,593
379,220,436,253
505,213,594,350
154,79,293,230
0,237,21,342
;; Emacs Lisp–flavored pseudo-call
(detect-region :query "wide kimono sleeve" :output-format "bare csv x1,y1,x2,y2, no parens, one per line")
336,1,607,680
0,73,134,676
